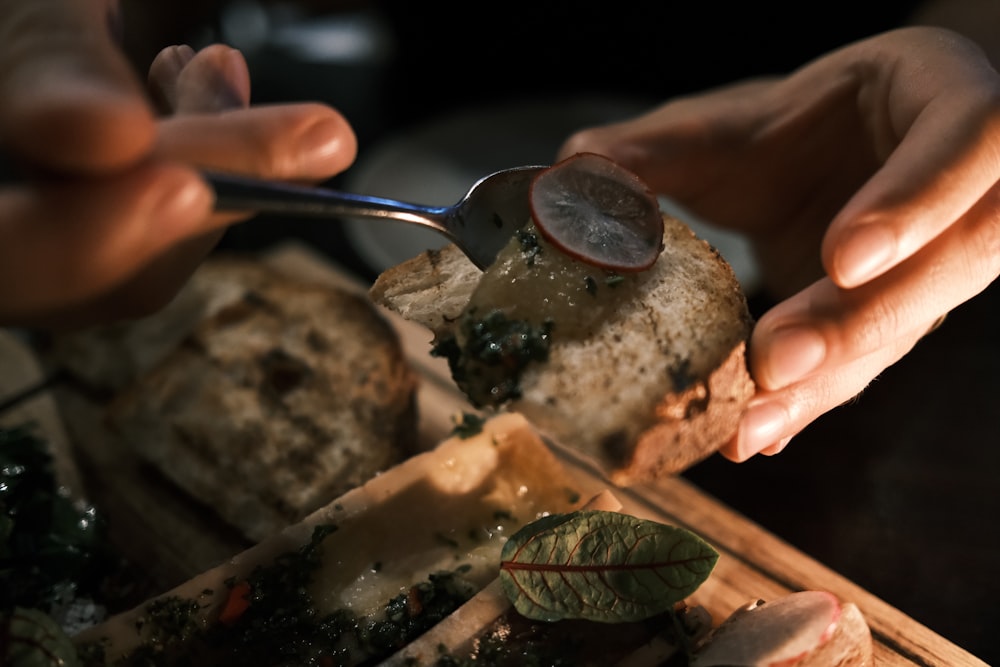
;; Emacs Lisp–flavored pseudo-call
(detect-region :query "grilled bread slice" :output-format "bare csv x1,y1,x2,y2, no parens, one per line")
101,257,419,543
370,213,755,483
45,257,282,393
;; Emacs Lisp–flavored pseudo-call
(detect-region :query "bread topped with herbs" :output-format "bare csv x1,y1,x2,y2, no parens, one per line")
370,153,755,482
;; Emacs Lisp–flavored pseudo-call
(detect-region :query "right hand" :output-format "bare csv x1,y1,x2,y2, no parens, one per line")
0,0,357,329
558,26,1000,461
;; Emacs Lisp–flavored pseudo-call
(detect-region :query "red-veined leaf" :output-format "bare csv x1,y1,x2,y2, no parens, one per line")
499,510,718,623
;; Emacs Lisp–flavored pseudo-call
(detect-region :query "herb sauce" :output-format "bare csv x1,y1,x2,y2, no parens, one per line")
432,223,650,408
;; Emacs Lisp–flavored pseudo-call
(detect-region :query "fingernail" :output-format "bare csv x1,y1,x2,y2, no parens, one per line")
764,325,825,388
219,48,250,109
760,435,793,456
836,224,895,286
168,45,198,73
176,46,247,113
296,117,353,170
736,401,789,460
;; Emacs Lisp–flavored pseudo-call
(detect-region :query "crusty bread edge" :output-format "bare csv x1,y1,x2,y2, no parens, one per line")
613,339,755,485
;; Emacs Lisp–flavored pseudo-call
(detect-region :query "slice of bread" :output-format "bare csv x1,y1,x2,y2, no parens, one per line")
370,214,755,483
102,258,419,543
44,257,282,393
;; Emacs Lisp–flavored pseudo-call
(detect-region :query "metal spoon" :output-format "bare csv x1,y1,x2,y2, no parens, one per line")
207,166,547,270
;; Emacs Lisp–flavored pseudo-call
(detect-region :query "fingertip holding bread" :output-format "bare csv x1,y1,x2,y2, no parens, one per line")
371,212,755,482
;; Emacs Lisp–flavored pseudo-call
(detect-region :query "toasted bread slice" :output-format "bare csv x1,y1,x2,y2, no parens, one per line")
45,257,282,393
103,258,419,542
371,214,755,482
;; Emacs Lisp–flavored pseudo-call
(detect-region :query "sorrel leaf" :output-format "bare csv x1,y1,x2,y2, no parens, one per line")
499,510,718,622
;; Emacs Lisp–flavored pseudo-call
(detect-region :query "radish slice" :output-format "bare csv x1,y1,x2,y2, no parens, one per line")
691,591,843,666
529,152,663,272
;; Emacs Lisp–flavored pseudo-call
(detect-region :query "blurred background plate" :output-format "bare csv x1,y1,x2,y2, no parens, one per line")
340,97,760,293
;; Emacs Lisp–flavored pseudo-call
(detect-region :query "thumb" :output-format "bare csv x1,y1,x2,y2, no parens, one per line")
0,0,155,172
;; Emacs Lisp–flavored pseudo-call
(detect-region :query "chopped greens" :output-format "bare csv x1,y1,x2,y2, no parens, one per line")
449,413,486,439
431,309,553,408
78,525,479,666
0,424,120,615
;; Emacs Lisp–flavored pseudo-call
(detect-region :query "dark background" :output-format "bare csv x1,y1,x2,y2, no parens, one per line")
121,2,999,662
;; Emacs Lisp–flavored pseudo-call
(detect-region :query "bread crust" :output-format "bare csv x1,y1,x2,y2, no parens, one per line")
371,214,755,481
619,341,755,483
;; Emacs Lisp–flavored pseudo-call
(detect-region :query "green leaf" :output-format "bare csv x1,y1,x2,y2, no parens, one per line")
499,510,718,623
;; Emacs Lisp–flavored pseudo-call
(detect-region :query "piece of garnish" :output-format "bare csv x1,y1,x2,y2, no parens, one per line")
0,424,118,613
691,591,843,666
218,581,252,625
450,412,486,439
528,152,664,272
498,510,718,623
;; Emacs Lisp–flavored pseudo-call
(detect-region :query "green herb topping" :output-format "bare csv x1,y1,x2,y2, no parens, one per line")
449,413,486,439
605,273,625,287
431,310,553,408
516,229,543,266
0,425,119,615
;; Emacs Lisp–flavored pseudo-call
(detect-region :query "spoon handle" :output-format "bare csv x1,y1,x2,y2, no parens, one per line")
206,171,448,225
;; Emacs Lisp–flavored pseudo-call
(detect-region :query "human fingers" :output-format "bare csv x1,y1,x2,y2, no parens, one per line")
726,181,1000,458
754,180,1000,392
78,59,356,325
148,44,254,226
820,27,1000,289
0,0,155,171
5,43,256,328
720,320,932,462
149,44,250,115
0,162,213,326
13,49,356,327
150,44,355,180
557,74,873,299
156,103,358,180
147,44,196,114
69,44,257,325
556,79,777,199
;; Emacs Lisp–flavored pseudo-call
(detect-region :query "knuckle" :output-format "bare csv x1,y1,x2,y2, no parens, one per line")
848,294,901,353
974,186,1000,283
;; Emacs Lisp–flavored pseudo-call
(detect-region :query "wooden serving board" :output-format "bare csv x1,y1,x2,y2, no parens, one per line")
0,241,987,666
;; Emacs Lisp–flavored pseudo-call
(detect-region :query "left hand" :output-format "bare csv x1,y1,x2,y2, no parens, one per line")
0,0,356,329
103,42,358,325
